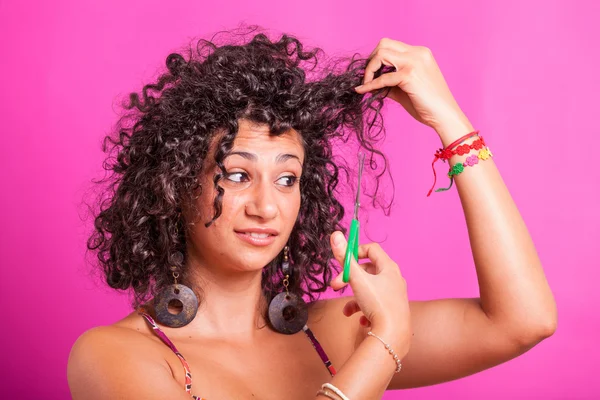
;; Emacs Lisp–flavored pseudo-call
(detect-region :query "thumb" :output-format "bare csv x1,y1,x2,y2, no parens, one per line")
329,231,364,291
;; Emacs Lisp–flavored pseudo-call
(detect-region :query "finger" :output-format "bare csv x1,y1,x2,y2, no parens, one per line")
330,233,396,278
362,48,396,85
356,261,378,275
355,70,409,94
355,242,395,274
329,231,366,291
332,261,377,287
359,315,371,328
362,49,413,85
342,299,361,317
330,231,378,282
367,38,412,61
377,38,413,52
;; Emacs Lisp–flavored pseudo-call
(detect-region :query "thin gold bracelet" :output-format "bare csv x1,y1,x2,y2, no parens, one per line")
367,331,403,373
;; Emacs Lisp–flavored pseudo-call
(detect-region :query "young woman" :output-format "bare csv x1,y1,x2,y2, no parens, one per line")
67,28,557,399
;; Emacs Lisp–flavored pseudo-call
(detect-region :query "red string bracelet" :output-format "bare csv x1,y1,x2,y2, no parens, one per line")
426,130,482,197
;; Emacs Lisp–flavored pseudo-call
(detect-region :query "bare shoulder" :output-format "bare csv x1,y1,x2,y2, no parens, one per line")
67,312,189,400
68,311,158,366
68,317,158,363
307,295,368,367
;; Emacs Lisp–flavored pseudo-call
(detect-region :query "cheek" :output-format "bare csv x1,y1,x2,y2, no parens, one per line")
203,189,245,228
287,192,302,217
197,191,216,221
228,192,246,211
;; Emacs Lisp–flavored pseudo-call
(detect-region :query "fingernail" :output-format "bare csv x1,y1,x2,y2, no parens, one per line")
333,232,344,247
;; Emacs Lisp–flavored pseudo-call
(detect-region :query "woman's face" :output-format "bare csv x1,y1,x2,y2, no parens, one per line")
185,119,305,275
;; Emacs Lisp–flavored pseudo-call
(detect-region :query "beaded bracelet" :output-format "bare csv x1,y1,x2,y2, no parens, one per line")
434,147,494,193
367,331,403,373
321,383,350,400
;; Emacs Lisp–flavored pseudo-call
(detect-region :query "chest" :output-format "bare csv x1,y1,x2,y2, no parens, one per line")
166,331,335,400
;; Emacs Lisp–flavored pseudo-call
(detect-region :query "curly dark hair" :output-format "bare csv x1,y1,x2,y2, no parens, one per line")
85,26,395,330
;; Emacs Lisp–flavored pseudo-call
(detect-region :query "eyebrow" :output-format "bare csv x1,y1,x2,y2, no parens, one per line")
226,151,303,167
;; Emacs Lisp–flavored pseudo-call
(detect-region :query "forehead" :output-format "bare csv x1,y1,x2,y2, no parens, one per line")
232,120,304,159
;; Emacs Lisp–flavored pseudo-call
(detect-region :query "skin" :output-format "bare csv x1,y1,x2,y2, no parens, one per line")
67,38,557,400
178,120,305,340
68,120,356,400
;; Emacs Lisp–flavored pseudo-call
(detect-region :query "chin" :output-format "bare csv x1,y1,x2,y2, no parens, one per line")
233,253,277,269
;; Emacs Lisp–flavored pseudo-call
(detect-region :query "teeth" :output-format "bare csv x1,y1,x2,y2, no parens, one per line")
247,232,271,238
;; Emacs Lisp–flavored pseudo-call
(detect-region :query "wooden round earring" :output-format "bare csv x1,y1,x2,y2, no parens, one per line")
268,245,308,334
153,251,199,328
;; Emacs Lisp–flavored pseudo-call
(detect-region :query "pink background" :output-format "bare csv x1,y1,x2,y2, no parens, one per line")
1,0,598,398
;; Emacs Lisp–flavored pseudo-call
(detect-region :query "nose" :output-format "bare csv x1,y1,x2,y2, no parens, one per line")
245,178,279,220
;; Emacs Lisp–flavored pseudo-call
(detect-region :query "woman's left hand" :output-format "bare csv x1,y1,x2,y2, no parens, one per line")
356,38,472,137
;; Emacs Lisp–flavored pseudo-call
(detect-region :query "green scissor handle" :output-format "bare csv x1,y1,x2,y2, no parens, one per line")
343,219,360,283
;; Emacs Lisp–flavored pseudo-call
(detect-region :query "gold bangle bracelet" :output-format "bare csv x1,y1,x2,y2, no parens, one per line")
321,383,350,400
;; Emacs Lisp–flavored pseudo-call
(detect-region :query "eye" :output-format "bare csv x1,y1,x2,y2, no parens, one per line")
277,175,299,187
225,172,249,183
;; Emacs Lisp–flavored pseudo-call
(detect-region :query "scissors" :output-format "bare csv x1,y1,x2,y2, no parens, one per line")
342,152,365,283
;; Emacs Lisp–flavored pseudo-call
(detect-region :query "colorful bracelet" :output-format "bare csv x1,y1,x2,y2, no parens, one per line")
437,136,486,160
434,147,493,193
427,130,488,196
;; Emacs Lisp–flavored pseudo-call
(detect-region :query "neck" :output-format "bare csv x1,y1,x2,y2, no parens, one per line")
144,250,274,342
189,261,270,340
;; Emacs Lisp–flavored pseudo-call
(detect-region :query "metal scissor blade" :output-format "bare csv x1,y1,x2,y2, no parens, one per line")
354,152,365,219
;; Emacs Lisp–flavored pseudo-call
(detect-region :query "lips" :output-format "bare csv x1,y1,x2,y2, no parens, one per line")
235,231,277,246
238,232,274,238
234,228,279,236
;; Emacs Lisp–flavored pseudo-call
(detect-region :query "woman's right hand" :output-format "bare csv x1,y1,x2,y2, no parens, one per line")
329,231,412,357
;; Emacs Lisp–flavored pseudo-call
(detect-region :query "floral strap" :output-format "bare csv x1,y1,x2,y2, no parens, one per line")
435,147,494,193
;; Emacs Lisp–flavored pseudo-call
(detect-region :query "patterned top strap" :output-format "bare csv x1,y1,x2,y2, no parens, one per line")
138,311,204,399
302,325,337,376
138,311,336,399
